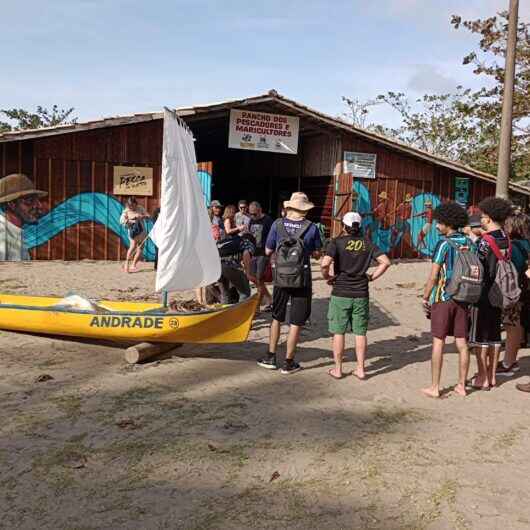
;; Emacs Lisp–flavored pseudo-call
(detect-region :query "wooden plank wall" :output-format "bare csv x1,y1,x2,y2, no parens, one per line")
277,133,340,228
339,134,497,258
1,120,164,260
2,120,526,261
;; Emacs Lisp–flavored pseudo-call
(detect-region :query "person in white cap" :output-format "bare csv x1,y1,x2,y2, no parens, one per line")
321,212,391,380
257,192,322,374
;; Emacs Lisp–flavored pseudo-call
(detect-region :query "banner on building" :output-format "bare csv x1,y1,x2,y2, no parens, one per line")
113,166,153,196
454,177,470,207
228,109,299,155
343,151,377,179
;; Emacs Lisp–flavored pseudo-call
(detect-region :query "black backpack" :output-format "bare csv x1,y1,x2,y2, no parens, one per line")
272,219,311,289
217,235,242,259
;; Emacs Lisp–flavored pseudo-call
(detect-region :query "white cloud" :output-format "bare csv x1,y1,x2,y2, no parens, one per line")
407,64,459,94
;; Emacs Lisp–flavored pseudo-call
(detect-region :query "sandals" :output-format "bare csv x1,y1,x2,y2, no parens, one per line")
467,377,491,391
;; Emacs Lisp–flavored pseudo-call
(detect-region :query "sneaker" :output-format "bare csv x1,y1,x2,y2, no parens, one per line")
496,361,520,376
280,360,302,375
257,353,278,370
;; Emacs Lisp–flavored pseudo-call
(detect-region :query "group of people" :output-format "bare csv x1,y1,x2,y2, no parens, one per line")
211,191,530,393
205,198,275,310
121,190,530,394
421,197,530,397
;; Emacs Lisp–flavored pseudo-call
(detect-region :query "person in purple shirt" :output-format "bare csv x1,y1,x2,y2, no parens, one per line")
257,192,322,374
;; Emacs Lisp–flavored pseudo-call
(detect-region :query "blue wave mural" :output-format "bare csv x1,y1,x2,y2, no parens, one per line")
197,169,212,207
18,168,214,261
410,193,442,256
23,192,157,260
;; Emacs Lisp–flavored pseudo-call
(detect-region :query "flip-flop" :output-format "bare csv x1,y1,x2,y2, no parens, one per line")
468,377,490,391
327,369,344,380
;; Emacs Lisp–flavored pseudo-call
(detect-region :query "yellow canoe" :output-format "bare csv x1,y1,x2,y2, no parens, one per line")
0,293,258,344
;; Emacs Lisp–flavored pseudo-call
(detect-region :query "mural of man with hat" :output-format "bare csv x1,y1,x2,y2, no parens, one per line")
366,190,390,241
413,199,434,249
391,192,413,247
0,173,47,260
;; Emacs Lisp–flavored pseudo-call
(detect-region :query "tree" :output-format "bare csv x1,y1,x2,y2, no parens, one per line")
373,89,482,161
341,96,381,129
0,105,77,132
343,10,530,181
451,11,530,181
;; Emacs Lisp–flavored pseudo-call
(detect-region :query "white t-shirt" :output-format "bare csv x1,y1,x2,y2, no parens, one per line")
235,212,251,229
120,206,146,226
0,212,30,260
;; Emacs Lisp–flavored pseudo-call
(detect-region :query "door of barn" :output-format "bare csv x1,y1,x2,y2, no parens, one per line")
331,172,353,237
197,161,213,207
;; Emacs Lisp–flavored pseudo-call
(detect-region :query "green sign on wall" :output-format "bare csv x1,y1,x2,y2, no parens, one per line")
455,177,470,207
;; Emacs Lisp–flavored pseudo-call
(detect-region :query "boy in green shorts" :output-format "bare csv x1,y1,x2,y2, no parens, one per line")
321,212,391,380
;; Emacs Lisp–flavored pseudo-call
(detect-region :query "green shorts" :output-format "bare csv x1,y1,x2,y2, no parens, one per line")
327,296,369,336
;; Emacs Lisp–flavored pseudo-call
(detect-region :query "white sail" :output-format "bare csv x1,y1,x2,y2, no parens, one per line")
149,109,221,292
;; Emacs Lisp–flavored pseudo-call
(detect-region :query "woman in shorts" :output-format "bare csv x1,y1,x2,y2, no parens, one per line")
120,196,149,273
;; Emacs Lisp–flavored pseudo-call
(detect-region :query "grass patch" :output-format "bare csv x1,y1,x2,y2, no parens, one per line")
51,394,83,420
494,425,526,451
364,406,426,433
411,479,470,530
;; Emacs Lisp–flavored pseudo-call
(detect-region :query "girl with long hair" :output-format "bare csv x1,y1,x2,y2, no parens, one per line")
119,196,149,273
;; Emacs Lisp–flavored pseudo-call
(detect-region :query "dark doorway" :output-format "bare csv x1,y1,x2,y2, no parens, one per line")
191,117,302,218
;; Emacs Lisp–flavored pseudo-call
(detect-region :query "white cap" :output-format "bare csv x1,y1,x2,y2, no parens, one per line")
342,212,362,227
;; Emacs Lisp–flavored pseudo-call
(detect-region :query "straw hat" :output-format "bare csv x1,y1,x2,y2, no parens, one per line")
283,192,314,211
378,191,388,200
405,193,413,202
0,174,47,204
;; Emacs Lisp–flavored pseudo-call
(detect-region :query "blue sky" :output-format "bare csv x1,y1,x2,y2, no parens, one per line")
1,0,527,128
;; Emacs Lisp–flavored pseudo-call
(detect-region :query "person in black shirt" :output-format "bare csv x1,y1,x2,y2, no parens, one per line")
469,197,513,390
248,201,274,310
216,234,256,305
321,212,391,380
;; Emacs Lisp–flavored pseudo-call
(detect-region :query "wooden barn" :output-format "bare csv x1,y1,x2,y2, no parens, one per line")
1,89,529,261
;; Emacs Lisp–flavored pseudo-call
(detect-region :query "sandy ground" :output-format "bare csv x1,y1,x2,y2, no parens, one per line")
0,259,529,530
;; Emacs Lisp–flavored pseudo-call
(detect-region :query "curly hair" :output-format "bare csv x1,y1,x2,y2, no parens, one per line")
478,197,513,224
504,212,530,240
433,202,469,230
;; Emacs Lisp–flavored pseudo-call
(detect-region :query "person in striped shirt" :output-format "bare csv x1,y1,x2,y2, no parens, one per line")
421,202,474,398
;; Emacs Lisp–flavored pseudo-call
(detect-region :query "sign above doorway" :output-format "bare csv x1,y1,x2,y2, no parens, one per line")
228,109,299,155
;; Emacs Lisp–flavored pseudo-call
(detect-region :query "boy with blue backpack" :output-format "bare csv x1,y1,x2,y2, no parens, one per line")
421,202,480,398
257,192,322,374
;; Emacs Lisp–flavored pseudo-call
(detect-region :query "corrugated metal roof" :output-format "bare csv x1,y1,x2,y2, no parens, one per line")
1,89,528,196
